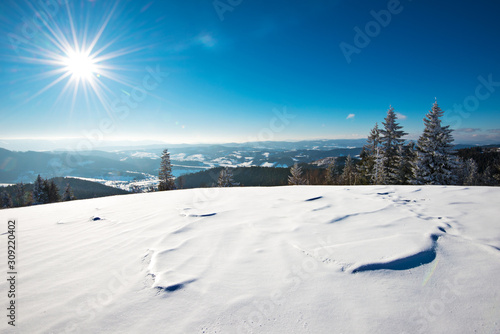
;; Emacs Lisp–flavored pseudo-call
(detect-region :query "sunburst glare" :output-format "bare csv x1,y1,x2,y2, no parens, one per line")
8,1,149,117
62,49,97,81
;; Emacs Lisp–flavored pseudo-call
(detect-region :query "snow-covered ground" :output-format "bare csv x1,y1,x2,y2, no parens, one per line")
1,186,499,333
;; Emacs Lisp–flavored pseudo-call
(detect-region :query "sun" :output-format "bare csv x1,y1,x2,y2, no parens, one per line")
15,1,145,113
62,49,98,81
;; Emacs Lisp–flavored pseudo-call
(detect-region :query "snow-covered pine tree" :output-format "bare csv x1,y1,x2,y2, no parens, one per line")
393,142,416,185
493,162,500,184
1,191,13,209
62,183,76,201
380,106,408,184
226,167,235,186
217,167,235,187
288,163,307,185
455,158,467,185
464,158,479,186
217,168,226,187
325,158,338,185
359,123,381,183
340,155,357,185
158,149,176,191
33,175,48,205
371,147,386,185
412,101,458,185
480,166,496,186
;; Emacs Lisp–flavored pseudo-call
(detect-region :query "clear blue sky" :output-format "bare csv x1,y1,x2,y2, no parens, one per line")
1,0,499,145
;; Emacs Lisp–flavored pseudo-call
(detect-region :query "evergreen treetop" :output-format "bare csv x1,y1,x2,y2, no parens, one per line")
158,149,176,191
217,167,235,187
288,163,307,185
380,106,408,184
63,183,76,201
412,101,458,185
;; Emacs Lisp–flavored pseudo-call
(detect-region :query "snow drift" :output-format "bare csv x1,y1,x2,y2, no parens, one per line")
1,185,499,333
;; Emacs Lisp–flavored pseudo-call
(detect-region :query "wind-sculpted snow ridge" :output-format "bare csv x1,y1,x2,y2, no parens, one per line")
1,186,499,334
350,234,440,273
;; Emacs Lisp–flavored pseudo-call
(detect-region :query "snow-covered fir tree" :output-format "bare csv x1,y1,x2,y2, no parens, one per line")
158,149,176,191
412,101,458,185
359,123,381,183
33,175,48,205
455,158,467,185
480,166,496,186
288,163,307,185
380,106,408,184
493,162,500,184
62,183,76,201
340,155,357,185
371,147,386,185
217,167,235,187
1,191,13,209
325,159,338,185
393,142,416,185
463,158,480,186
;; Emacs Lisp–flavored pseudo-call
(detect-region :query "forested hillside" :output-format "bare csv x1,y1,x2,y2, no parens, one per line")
1,177,129,208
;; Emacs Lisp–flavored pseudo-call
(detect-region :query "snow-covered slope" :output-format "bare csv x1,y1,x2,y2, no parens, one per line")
1,186,499,333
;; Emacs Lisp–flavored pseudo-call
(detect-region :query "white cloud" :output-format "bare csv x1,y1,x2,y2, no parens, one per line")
198,33,216,48
346,113,355,120
396,113,407,120
456,128,481,133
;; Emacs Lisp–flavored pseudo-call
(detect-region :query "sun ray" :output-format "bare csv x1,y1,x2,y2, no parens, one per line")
82,81,92,117
70,78,81,114
24,68,68,83
88,78,116,118
65,2,79,54
53,76,74,107
92,45,150,63
25,71,72,103
87,2,119,55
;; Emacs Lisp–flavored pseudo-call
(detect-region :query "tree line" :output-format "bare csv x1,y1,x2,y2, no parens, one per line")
288,102,500,186
149,102,500,193
1,175,76,209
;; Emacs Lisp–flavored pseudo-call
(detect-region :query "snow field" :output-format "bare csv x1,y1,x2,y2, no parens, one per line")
0,185,499,333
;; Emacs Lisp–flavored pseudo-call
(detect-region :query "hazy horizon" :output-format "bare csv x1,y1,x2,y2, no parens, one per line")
0,134,498,153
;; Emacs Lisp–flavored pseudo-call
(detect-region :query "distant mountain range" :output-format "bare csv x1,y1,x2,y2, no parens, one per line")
0,139,482,184
0,140,366,183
